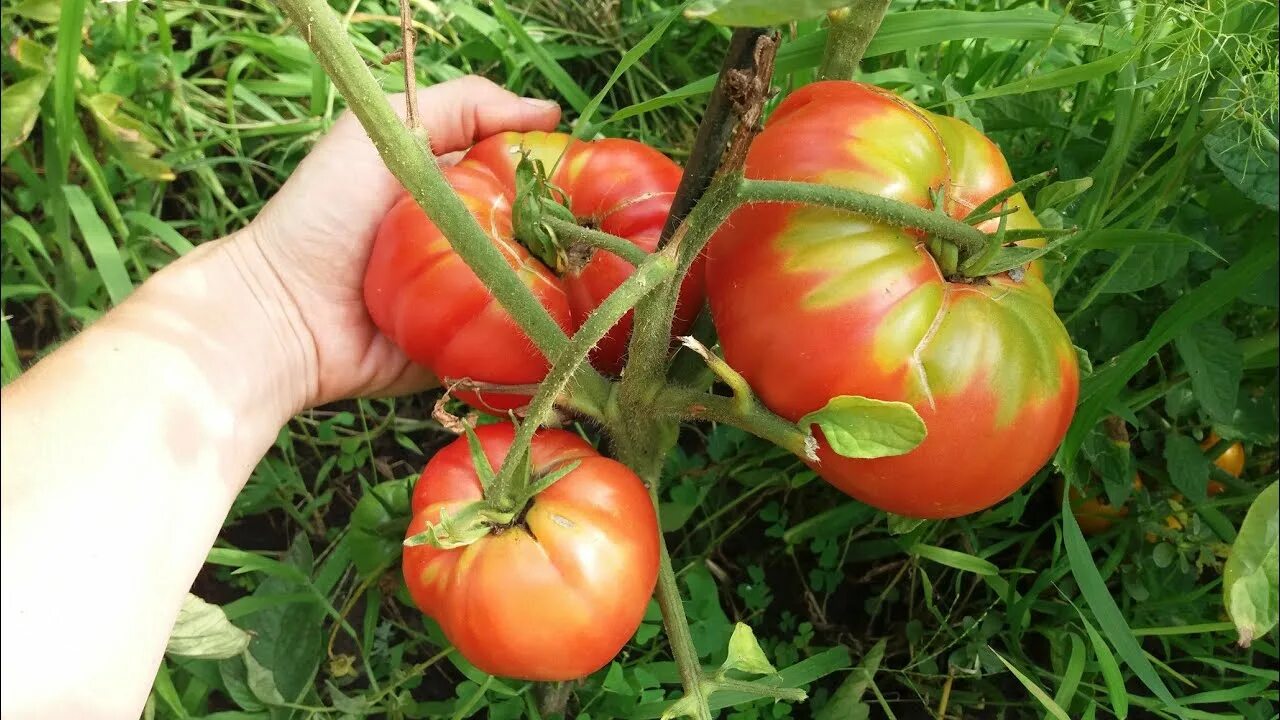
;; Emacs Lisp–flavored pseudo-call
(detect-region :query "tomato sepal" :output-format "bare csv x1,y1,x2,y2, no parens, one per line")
402,501,514,550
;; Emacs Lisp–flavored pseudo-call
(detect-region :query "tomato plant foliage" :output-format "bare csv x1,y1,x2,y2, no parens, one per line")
1,0,1277,718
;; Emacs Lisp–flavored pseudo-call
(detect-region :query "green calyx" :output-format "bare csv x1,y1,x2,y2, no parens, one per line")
403,423,584,552
512,151,578,273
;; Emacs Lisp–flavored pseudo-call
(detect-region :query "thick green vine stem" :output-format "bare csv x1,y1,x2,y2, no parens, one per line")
276,0,611,413
737,178,991,265
488,249,678,512
541,216,649,267
651,507,713,720
653,386,818,462
817,1,891,81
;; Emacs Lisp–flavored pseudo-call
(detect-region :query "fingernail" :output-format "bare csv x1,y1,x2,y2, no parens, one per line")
521,97,559,109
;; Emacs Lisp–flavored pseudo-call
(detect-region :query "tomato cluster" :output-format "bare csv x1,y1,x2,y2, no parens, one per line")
374,79,1088,679
365,131,701,410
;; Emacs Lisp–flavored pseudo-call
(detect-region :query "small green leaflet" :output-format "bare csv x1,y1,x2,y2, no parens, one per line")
1035,177,1094,210
164,594,251,660
1174,320,1242,424
800,396,926,459
685,0,848,26
1164,434,1212,504
719,623,777,676
1223,480,1279,647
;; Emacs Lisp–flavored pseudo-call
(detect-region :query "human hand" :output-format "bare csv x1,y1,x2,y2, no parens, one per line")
232,75,561,409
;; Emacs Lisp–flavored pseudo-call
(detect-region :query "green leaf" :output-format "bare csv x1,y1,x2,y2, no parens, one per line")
1174,321,1242,424
603,661,635,695
11,0,61,22
911,543,999,576
1101,244,1189,294
1204,114,1279,210
607,8,1122,125
1077,612,1129,719
887,514,926,536
1036,178,1094,210
489,0,590,113
1060,506,1182,711
1164,434,1212,504
1059,238,1280,474
939,51,1133,106
783,501,875,545
992,649,1072,720
1079,229,1224,262
815,639,885,720
685,0,848,26
463,425,497,492
63,185,134,306
572,3,683,138
800,396,926,459
1,73,51,162
1,316,21,386
1223,480,1279,647
720,623,776,676
165,594,252,661
1051,633,1086,712
349,480,411,578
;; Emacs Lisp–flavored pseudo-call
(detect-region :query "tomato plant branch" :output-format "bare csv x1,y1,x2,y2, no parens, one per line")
276,0,610,410
488,249,677,512
653,386,818,462
818,1,891,81
737,179,990,262
707,677,807,703
651,487,714,720
541,216,649,267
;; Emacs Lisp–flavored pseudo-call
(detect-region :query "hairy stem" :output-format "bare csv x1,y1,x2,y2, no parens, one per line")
738,179,990,261
489,250,676,511
652,487,713,720
653,386,816,462
276,0,610,410
710,677,808,703
817,0,891,81
542,216,648,267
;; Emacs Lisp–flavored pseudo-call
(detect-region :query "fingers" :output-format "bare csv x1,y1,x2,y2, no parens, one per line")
399,76,562,155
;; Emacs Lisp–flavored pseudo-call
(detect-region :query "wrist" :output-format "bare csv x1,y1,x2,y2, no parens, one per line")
118,231,318,435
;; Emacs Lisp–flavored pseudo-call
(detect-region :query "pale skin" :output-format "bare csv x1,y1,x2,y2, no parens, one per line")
0,76,561,719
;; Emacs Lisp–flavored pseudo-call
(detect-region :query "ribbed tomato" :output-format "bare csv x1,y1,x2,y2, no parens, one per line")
364,131,700,410
706,81,1079,519
402,423,659,680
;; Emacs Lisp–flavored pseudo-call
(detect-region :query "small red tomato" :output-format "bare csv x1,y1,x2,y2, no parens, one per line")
365,132,701,410
402,423,659,680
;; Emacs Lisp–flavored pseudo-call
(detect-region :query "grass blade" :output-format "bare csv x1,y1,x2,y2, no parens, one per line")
490,0,590,112
992,649,1072,720
1062,507,1182,713
63,185,134,306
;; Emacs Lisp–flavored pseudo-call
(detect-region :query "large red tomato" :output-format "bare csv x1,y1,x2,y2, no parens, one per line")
706,81,1079,519
402,423,659,680
365,131,701,410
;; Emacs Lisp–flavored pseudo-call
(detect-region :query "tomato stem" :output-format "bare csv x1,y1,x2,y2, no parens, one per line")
277,0,612,413
489,250,678,512
737,178,991,268
817,1,891,82
651,485,715,720
541,216,649,267
652,385,818,462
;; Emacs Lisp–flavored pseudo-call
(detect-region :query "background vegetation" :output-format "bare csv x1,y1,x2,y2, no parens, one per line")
1,0,1277,718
